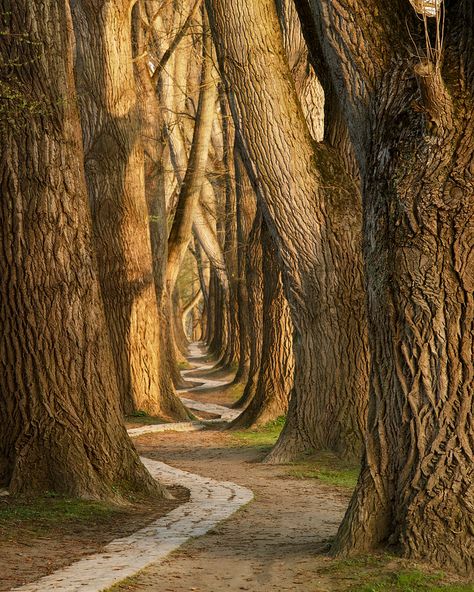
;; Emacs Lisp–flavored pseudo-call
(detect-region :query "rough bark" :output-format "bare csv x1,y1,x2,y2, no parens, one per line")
71,0,167,417
133,1,191,420
217,89,241,372
276,0,324,142
232,149,257,385
233,210,264,409
301,0,474,573
0,0,166,499
206,0,369,461
231,221,294,429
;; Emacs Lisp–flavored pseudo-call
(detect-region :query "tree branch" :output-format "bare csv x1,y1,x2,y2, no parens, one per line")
151,0,202,83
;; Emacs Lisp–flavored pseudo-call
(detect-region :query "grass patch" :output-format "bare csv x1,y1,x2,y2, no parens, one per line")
318,556,474,592
106,574,141,591
351,569,474,591
0,494,121,537
288,451,359,489
230,416,286,450
125,414,168,425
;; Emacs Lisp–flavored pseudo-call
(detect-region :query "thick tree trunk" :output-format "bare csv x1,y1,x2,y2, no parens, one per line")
231,222,294,428
218,90,240,372
71,0,167,417
172,287,190,355
207,0,369,461
133,2,191,420
233,210,264,409
301,0,474,573
0,0,165,499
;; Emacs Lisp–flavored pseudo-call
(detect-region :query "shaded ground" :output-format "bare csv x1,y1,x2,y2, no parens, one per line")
0,486,189,591
109,429,474,592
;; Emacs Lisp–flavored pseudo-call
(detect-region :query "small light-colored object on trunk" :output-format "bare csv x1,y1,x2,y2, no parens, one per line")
409,0,443,17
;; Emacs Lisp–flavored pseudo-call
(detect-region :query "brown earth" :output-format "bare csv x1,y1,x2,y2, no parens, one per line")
0,485,189,591
111,429,351,592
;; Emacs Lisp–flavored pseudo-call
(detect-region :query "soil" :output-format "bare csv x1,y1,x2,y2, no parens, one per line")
0,486,189,591
110,429,352,592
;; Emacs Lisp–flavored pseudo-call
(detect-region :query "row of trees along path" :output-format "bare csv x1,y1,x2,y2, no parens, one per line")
0,0,472,583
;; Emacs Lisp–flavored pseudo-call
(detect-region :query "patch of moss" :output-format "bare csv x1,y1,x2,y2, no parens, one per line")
230,416,286,449
225,382,245,401
178,360,193,370
287,450,360,490
125,414,169,425
0,494,120,536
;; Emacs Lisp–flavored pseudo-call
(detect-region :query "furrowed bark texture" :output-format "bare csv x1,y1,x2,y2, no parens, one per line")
218,90,241,372
231,221,294,429
132,2,191,420
301,0,474,573
233,210,264,409
232,150,257,385
0,0,165,499
72,0,168,417
206,0,369,461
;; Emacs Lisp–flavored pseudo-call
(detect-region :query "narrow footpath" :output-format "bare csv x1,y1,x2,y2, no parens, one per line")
115,344,350,592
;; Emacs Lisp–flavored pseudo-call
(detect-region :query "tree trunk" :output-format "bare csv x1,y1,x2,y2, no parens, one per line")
166,14,218,293
231,221,294,428
301,0,474,574
233,210,264,409
0,0,165,500
132,1,191,420
232,149,257,385
206,0,369,461
218,89,240,372
71,0,168,417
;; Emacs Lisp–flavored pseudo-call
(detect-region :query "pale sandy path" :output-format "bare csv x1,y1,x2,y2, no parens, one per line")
114,429,350,592
10,347,252,592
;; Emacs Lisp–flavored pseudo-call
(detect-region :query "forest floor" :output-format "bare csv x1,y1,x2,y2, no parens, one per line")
0,485,189,591
108,356,474,592
3,349,473,592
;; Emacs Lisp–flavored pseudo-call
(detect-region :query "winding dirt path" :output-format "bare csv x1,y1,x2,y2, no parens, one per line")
112,345,350,592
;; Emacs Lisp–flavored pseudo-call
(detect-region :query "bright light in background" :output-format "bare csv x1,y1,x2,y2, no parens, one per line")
409,0,443,17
